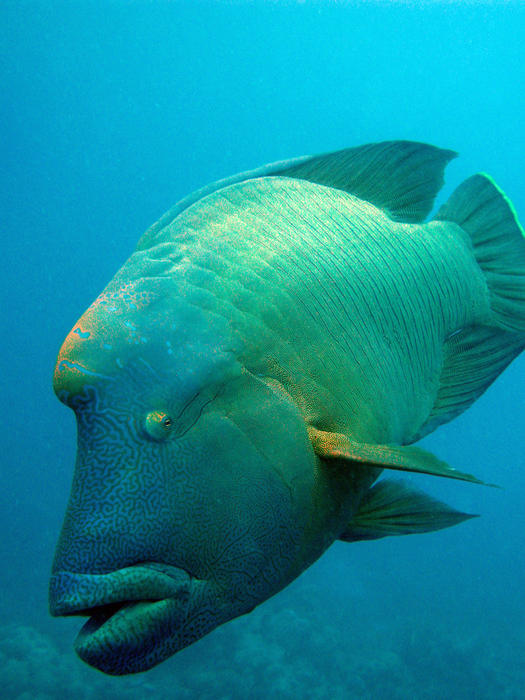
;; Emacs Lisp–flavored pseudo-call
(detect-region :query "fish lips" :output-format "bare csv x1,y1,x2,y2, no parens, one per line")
49,563,195,674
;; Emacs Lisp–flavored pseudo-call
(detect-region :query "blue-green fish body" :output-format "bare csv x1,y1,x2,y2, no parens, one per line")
50,141,525,674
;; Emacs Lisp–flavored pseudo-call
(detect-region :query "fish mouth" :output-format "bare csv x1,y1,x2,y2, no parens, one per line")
49,563,196,674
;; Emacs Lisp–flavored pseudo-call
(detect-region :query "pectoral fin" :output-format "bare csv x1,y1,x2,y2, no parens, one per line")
340,480,477,542
308,427,489,485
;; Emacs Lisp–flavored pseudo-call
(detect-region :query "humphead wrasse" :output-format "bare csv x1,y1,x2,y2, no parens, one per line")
50,141,525,674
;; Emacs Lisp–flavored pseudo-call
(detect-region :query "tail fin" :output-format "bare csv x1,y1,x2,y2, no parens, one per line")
415,174,525,440
435,173,525,333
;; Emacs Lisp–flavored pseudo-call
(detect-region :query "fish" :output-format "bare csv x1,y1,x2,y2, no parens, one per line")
49,140,525,675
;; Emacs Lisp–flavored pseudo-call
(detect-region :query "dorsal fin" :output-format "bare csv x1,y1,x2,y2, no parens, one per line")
137,140,456,250
136,153,313,250
279,140,457,223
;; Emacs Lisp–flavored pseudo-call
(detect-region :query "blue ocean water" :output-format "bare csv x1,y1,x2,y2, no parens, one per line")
2,0,525,697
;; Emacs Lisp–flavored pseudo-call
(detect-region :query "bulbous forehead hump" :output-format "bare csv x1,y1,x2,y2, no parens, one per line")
53,272,240,403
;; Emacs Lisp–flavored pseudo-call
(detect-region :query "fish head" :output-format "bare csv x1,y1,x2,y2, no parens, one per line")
50,258,318,675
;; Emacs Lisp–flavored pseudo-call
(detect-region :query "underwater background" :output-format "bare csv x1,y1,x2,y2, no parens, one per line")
2,0,525,697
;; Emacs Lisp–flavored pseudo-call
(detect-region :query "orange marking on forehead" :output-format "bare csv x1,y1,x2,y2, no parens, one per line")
88,282,156,314
52,350,112,397
58,324,90,358
53,281,159,396
58,282,155,357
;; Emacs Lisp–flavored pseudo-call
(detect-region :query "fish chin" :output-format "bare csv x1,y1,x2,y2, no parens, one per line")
75,597,188,674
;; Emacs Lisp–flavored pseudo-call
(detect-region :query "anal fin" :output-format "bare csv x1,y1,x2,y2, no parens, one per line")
416,325,524,439
340,480,477,542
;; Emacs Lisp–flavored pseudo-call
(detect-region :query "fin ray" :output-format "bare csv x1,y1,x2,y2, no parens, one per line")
417,173,525,436
281,140,456,223
416,326,524,438
309,427,489,485
435,172,525,333
340,480,477,542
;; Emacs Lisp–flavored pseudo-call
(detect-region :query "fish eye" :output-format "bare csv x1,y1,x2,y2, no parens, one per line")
144,411,174,441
